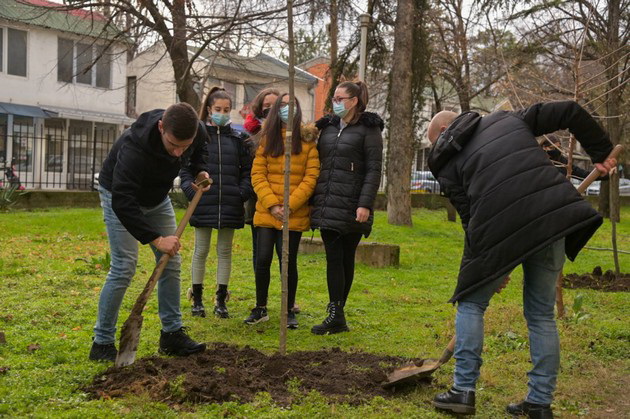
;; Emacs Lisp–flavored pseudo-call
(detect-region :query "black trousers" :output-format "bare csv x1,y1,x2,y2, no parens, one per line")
320,229,363,303
255,227,302,309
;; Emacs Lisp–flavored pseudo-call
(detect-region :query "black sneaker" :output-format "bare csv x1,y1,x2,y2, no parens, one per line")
433,387,476,415
287,311,298,329
89,341,117,362
507,400,553,418
244,306,269,325
159,327,206,356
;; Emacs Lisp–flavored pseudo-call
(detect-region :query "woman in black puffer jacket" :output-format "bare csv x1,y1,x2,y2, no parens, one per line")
180,87,253,319
310,80,384,335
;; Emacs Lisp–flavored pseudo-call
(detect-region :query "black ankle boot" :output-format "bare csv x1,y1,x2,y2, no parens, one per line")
506,400,553,418
214,285,229,318
311,302,349,335
191,284,205,317
159,327,206,356
433,387,476,415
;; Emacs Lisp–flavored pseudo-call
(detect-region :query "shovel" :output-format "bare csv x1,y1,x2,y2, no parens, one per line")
116,177,211,367
383,336,455,388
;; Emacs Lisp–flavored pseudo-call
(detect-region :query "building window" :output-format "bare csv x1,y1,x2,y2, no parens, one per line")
126,76,136,117
57,37,112,88
57,38,73,82
0,27,27,77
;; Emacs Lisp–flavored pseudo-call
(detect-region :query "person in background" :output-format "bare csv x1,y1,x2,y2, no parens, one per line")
180,87,252,319
426,101,615,418
90,103,210,362
310,80,384,335
245,94,319,329
243,88,280,271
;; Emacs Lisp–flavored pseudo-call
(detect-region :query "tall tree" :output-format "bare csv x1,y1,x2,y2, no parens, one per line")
507,0,629,220
386,0,417,225
29,0,294,109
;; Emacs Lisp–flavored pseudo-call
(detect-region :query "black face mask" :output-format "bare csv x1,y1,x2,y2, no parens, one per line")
261,108,270,119
546,148,561,161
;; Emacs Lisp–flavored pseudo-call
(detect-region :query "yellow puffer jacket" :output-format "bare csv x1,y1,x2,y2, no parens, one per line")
252,126,320,231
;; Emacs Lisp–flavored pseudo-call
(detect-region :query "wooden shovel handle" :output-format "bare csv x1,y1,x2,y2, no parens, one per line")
128,178,211,317
576,145,623,194
437,335,456,365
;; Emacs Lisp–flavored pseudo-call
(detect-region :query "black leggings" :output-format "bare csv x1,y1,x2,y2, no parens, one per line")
255,227,302,309
321,229,363,303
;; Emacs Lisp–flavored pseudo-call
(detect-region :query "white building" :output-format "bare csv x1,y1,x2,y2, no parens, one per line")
0,0,133,190
127,43,319,127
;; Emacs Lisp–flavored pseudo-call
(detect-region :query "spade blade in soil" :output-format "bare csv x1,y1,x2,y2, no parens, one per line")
116,314,143,367
382,358,441,388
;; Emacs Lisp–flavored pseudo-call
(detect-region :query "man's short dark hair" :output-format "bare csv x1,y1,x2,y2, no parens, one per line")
162,102,199,141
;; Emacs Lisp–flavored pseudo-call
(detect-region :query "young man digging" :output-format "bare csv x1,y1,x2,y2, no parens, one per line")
426,101,616,418
90,103,210,362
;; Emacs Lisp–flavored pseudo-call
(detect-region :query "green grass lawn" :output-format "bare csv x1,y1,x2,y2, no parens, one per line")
0,206,628,418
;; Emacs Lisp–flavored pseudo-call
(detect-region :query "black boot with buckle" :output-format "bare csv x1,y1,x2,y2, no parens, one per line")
506,400,553,418
311,302,349,335
433,387,476,415
214,284,229,318
190,284,205,317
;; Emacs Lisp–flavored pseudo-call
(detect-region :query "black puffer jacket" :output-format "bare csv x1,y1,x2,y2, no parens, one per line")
429,101,613,303
99,109,208,244
310,112,384,237
180,123,253,229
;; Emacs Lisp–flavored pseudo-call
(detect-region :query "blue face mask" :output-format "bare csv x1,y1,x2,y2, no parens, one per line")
211,113,230,126
279,105,290,123
333,101,348,118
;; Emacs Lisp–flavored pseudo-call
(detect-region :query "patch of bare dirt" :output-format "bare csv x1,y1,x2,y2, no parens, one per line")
563,266,630,291
84,343,425,406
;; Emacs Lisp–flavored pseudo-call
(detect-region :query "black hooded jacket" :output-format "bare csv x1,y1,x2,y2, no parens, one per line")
310,112,384,237
428,101,613,303
179,123,253,229
99,109,208,244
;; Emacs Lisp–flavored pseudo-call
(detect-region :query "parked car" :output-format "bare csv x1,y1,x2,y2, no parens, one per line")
586,178,630,196
411,171,441,194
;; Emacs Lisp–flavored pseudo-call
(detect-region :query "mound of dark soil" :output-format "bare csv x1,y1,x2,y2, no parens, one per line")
563,266,630,291
84,343,425,406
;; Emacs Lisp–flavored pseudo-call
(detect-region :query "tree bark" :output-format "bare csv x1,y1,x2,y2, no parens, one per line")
598,0,622,222
386,0,415,226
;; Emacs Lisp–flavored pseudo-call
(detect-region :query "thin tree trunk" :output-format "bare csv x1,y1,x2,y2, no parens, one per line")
598,0,622,222
386,0,414,225
610,171,621,276
280,0,296,355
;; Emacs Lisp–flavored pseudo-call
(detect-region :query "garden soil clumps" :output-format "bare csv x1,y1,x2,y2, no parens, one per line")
85,343,423,406
564,266,630,291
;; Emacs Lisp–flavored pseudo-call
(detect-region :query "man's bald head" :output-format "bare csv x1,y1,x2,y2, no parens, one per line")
427,110,458,144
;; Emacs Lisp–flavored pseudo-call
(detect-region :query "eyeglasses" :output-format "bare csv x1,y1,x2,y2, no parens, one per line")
332,96,354,104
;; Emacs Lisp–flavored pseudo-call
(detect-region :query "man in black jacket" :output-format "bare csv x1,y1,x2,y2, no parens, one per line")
90,103,210,362
426,101,616,418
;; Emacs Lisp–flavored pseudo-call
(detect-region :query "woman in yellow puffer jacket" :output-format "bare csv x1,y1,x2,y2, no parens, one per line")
244,94,320,329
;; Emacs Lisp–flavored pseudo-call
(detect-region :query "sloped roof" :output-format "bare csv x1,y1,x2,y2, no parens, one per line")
191,48,318,85
0,0,121,40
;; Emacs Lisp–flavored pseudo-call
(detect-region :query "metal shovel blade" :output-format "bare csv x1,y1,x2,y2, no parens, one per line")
382,358,441,388
382,336,456,388
115,314,143,367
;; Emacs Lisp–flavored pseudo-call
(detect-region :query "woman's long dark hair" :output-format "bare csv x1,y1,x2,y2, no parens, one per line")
199,86,232,121
251,88,281,119
261,94,303,157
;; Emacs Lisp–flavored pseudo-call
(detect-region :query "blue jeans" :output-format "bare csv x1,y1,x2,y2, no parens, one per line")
453,238,565,405
93,186,183,345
